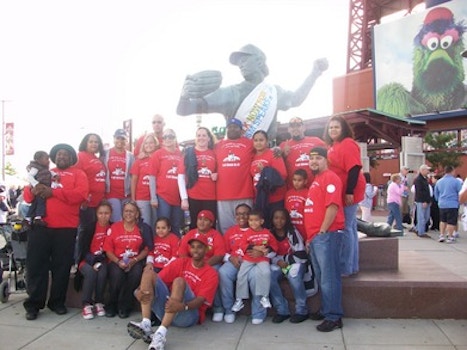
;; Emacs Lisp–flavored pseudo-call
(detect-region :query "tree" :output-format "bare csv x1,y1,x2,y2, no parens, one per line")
424,132,463,171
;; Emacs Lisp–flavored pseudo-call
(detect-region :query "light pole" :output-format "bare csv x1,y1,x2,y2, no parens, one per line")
1,100,11,182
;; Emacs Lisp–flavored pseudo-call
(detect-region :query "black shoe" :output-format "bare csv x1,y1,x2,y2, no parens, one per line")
290,314,308,323
272,314,290,323
48,304,67,315
25,310,38,320
118,309,130,319
309,311,325,321
316,319,343,332
33,218,47,227
105,307,116,318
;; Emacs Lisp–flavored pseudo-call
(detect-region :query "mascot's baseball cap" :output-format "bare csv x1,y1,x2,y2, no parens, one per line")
188,232,209,247
197,210,215,222
114,128,129,139
229,44,269,76
309,146,328,158
226,118,243,129
49,143,78,165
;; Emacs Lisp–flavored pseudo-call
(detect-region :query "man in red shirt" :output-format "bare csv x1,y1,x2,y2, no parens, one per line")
23,143,89,321
128,234,218,349
133,114,165,158
215,118,254,233
304,146,345,333
280,116,325,188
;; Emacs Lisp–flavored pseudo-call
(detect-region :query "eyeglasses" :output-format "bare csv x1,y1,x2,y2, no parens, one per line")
163,134,176,140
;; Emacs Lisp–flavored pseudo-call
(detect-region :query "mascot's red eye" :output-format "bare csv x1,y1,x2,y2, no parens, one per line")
440,35,453,50
426,37,439,51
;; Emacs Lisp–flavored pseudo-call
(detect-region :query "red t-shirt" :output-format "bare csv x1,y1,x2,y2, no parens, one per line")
149,233,180,270
178,228,226,261
106,148,128,199
103,221,144,259
223,225,248,257
215,137,254,200
76,151,106,207
284,187,308,240
275,236,290,256
327,137,366,203
251,149,287,203
130,157,153,201
304,169,345,243
133,133,163,157
79,222,110,268
158,257,219,324
178,149,216,200
44,166,89,228
240,227,278,263
280,136,325,188
151,148,183,206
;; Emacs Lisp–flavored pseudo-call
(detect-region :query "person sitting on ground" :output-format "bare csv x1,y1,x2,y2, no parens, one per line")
77,200,112,320
269,208,311,324
148,217,180,272
231,210,278,324
25,150,52,226
127,234,218,350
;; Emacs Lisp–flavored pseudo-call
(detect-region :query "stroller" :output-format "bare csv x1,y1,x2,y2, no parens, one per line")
0,217,28,302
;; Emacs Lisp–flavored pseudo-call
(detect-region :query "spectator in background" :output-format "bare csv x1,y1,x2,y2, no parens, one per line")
434,166,462,243
150,129,183,236
104,129,135,223
130,133,159,229
399,166,411,222
413,164,432,238
23,143,88,321
178,127,218,229
280,116,325,188
324,115,365,277
359,172,378,222
430,174,441,231
133,114,165,158
386,173,405,231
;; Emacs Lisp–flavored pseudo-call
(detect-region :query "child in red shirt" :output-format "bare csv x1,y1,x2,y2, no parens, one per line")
284,169,309,240
146,217,179,273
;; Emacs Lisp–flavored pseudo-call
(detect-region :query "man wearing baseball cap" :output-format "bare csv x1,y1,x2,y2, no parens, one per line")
177,44,329,141
23,143,89,321
129,227,218,349
304,146,345,332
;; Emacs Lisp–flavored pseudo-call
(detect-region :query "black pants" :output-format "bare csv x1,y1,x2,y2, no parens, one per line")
23,226,76,312
107,261,143,313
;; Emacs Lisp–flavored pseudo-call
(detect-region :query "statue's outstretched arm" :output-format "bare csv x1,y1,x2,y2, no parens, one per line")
287,58,329,108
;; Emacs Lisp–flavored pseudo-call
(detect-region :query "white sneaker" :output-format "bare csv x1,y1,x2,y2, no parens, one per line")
231,299,244,312
438,235,446,242
453,231,459,238
127,320,153,344
148,332,166,350
446,236,456,244
212,312,223,322
94,303,105,317
252,318,264,325
224,314,235,323
260,296,272,308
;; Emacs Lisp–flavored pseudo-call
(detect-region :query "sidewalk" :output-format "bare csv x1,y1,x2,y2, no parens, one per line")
1,212,466,350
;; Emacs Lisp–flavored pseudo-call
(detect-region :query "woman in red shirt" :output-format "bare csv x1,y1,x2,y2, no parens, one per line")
178,127,218,229
103,201,153,318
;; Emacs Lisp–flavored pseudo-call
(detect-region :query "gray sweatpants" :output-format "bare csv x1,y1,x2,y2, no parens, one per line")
235,260,271,298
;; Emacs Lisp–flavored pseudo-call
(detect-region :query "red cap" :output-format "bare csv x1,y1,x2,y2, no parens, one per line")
188,232,209,247
197,210,215,222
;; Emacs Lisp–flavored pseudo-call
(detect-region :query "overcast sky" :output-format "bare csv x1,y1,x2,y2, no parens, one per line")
0,0,351,180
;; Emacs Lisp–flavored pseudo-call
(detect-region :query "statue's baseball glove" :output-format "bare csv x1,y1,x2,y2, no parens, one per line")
181,70,222,98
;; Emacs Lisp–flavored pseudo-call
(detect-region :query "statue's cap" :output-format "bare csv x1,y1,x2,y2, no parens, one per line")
230,44,266,65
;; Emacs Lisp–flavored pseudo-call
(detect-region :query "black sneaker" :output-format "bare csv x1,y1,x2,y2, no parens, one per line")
272,314,290,323
290,314,308,323
105,307,117,318
316,319,343,332
309,311,325,320
25,310,38,320
48,304,67,315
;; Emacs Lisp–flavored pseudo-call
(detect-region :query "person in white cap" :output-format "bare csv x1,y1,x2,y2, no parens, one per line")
177,44,328,140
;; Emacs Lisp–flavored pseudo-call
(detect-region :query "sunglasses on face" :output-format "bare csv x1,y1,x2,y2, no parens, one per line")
163,134,176,140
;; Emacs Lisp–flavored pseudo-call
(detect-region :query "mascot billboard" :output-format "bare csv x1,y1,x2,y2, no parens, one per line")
374,0,467,117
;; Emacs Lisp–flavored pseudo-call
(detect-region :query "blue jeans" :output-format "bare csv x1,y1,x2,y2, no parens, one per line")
218,261,267,320
270,263,308,315
309,231,344,321
107,197,130,223
415,202,431,235
157,195,183,237
136,199,157,231
211,264,223,313
387,202,403,230
152,278,199,327
341,204,359,275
